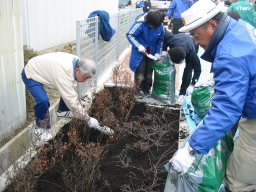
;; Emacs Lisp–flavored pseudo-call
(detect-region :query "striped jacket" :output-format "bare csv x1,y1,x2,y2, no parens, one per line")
126,17,164,72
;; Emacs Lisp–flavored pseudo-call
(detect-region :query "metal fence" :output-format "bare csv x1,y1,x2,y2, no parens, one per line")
76,8,143,98
22,0,118,51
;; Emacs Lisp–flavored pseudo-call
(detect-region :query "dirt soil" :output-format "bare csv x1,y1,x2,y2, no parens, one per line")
5,86,180,192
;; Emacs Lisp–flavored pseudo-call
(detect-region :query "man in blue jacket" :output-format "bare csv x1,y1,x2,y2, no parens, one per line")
126,11,164,98
136,0,144,8
164,0,194,34
169,0,256,191
162,30,201,102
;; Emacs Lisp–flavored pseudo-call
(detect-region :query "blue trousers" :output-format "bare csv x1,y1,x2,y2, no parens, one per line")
21,69,69,128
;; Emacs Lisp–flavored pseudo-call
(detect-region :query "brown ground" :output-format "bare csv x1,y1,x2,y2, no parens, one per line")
5,86,180,192
4,34,182,191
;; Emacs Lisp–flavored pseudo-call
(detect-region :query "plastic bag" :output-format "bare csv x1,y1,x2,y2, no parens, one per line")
151,56,176,105
191,78,215,118
164,133,234,192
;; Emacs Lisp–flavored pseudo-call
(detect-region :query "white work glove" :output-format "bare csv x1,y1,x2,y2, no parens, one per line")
177,95,185,105
137,45,146,53
186,84,194,95
170,142,197,177
88,117,100,129
161,51,168,57
154,53,161,61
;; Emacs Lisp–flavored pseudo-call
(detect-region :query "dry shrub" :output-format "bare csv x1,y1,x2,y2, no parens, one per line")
23,46,40,113
23,45,40,66
5,145,49,192
5,56,179,192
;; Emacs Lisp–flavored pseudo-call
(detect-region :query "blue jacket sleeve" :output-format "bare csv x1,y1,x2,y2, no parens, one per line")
188,0,194,8
189,54,249,154
166,0,176,18
126,22,143,48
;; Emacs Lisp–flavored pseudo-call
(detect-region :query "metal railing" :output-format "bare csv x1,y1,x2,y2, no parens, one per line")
76,8,143,98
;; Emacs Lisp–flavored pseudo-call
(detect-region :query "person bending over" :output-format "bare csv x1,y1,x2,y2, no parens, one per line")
162,30,201,102
22,52,113,142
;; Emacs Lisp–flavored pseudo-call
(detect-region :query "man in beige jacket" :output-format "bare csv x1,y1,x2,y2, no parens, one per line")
22,52,113,142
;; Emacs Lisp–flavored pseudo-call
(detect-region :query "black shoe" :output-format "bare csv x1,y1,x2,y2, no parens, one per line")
143,91,151,98
134,91,144,99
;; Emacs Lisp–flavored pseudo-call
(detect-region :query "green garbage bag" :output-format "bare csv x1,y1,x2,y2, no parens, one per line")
191,79,215,118
151,56,176,105
164,132,234,192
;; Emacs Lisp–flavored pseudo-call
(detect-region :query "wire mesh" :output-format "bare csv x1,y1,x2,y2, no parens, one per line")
76,9,143,98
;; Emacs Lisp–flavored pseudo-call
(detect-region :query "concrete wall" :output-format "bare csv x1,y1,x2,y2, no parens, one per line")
22,0,119,51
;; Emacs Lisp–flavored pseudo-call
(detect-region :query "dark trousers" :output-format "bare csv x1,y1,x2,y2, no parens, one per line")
134,56,153,94
170,19,184,34
179,65,192,95
58,98,70,111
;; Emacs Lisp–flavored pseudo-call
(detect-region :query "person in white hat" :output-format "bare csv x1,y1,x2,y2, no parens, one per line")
168,0,256,191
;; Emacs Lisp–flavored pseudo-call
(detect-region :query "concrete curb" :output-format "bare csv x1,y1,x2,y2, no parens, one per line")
0,48,131,191
0,99,71,191
0,48,185,191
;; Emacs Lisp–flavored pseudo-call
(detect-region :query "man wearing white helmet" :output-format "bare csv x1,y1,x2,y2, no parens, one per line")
169,0,256,191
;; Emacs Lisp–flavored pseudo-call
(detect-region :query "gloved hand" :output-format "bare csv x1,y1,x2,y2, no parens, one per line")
88,117,100,129
170,142,197,177
137,45,146,53
154,53,161,61
177,95,185,105
161,51,168,57
186,84,195,95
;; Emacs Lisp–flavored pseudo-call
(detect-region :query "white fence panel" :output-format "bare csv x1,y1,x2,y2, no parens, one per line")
0,0,26,143
22,0,118,51
76,8,143,97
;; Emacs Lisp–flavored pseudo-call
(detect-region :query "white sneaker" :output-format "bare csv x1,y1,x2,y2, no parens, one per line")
57,110,73,118
95,126,114,136
34,128,53,142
